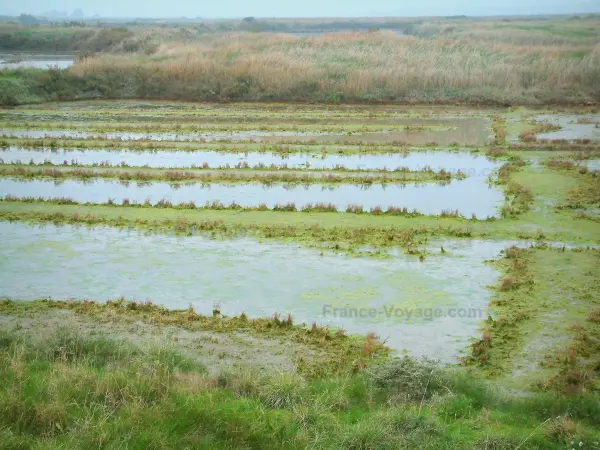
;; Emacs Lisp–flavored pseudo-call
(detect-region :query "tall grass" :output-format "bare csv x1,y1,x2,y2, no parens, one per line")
4,28,598,105
70,31,600,103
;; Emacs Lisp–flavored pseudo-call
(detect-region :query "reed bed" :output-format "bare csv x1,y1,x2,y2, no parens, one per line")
3,24,598,106
64,31,600,104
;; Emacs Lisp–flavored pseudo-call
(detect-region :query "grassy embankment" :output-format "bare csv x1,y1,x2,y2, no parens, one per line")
0,119,454,133
1,298,599,449
0,165,460,185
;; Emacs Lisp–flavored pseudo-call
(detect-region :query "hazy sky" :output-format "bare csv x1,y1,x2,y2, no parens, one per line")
3,0,599,18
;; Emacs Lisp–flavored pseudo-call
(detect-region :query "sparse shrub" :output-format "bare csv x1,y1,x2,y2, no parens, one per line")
369,356,450,401
217,368,262,396
143,344,204,374
187,303,199,321
547,158,575,169
273,202,297,212
587,307,600,323
370,205,384,215
346,204,364,214
440,209,459,218
546,415,577,441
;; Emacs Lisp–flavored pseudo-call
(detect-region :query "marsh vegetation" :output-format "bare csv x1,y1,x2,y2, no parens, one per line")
1,15,599,105
0,14,599,448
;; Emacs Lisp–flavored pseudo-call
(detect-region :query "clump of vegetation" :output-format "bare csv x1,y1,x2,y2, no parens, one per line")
369,356,450,402
302,202,337,212
491,114,507,145
346,203,364,214
273,202,297,212
519,121,562,142
547,158,575,169
496,160,533,218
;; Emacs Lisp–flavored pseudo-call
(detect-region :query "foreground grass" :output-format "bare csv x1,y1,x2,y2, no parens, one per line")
0,299,389,378
1,301,599,449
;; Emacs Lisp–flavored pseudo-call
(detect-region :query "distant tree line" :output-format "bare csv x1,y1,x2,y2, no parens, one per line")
0,27,134,52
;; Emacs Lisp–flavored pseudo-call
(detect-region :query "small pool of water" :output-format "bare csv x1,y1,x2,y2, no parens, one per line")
0,148,500,176
535,114,600,141
0,116,490,146
0,59,73,69
582,159,600,171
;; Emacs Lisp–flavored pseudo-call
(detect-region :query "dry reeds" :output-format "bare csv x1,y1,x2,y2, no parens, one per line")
68,30,600,104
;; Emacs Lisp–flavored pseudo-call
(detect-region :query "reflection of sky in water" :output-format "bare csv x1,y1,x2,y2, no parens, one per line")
0,176,503,218
0,116,489,145
0,147,500,176
535,114,600,141
582,159,600,171
0,59,73,69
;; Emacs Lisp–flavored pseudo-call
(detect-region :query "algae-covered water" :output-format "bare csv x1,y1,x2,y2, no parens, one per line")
0,222,514,361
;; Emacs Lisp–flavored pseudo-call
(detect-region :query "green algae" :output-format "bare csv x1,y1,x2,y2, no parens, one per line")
465,246,600,393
